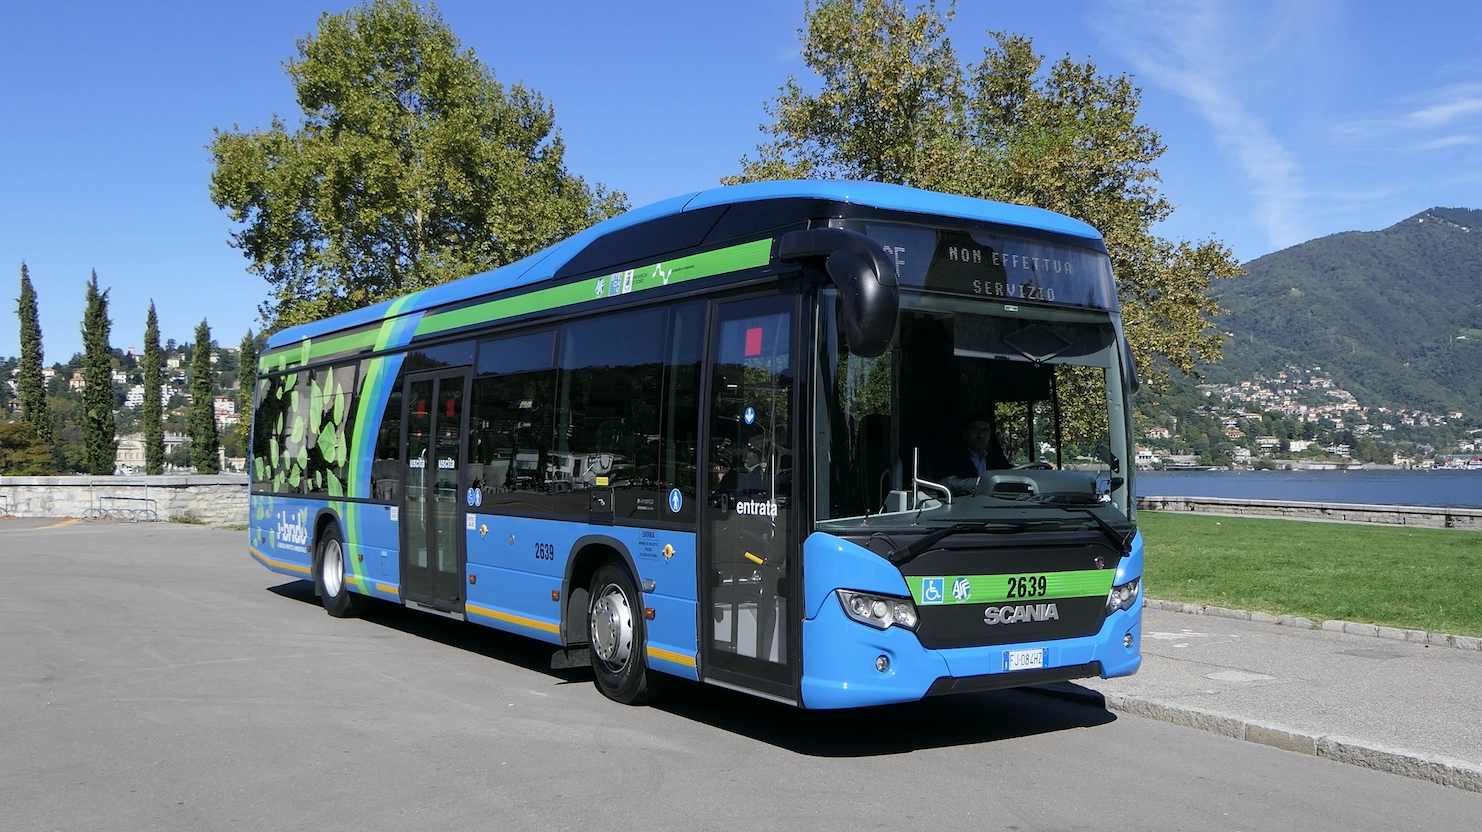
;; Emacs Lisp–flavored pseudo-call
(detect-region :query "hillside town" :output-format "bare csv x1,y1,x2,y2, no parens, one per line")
1136,365,1482,470
2,342,248,474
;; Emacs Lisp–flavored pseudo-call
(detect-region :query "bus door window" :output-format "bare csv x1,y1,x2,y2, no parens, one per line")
405,380,434,574
706,295,795,674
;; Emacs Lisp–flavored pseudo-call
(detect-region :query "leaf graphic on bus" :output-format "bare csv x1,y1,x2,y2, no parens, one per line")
318,426,336,462
328,472,343,497
290,415,305,445
288,468,300,489
335,433,348,466
269,437,279,467
334,390,346,423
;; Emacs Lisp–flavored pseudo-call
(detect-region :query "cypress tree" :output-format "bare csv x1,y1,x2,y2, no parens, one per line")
188,319,221,473
16,263,54,447
235,329,258,451
142,302,164,474
81,271,117,474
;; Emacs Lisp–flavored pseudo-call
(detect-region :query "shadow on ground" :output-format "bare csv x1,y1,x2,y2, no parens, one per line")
269,579,1117,756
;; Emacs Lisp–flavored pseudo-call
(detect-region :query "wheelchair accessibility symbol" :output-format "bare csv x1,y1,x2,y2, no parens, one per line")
921,577,945,604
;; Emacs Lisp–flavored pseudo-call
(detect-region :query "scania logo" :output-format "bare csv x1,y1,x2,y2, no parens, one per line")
983,603,1060,625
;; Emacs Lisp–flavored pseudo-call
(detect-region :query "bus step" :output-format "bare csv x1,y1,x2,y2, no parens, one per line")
550,646,591,670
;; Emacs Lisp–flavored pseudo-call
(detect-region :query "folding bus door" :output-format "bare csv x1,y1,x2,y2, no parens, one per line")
699,294,800,702
401,369,470,613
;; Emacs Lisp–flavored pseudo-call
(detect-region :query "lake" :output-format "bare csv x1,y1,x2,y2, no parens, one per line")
1135,468,1482,509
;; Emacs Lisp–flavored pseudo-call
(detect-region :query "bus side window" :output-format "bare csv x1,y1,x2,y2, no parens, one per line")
661,301,706,525
556,308,668,519
372,372,403,502
470,330,557,516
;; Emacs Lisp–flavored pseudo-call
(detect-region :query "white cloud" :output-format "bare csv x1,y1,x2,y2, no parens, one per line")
1416,134,1479,151
1408,94,1482,128
1097,0,1314,250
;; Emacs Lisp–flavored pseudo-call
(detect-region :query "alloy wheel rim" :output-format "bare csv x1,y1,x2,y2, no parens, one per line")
323,540,343,598
590,583,633,669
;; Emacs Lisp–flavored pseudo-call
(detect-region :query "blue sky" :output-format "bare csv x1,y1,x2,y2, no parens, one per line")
3,0,1480,362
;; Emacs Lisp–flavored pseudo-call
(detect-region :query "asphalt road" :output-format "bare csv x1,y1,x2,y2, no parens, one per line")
4,517,1480,831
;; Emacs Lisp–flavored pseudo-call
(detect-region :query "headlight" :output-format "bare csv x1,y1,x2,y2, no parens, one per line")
837,590,919,631
1106,578,1141,615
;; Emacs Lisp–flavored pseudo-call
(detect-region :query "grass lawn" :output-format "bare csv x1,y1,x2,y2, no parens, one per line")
1137,511,1482,637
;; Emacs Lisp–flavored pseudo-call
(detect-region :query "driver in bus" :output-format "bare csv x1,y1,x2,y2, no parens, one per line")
941,414,1011,496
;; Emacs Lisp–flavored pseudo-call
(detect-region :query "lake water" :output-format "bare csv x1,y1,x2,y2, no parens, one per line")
1136,469,1482,509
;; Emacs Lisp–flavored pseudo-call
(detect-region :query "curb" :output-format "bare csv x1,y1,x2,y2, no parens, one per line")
1029,682,1482,794
1144,598,1482,652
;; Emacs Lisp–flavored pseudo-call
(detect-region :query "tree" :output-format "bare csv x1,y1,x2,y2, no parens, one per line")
142,302,164,474
16,263,54,448
209,0,627,331
81,271,117,474
188,320,221,473
0,420,54,475
235,330,260,446
726,0,1242,391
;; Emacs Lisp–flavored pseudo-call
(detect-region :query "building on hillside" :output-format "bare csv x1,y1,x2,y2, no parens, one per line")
213,395,238,428
113,431,189,474
110,369,127,385
1232,447,1252,464
1145,426,1170,440
68,371,85,392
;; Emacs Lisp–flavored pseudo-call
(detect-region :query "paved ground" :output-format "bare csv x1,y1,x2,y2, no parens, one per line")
1080,605,1482,771
4,517,1482,831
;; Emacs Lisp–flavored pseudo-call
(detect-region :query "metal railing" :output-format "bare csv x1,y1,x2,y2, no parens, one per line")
84,495,160,522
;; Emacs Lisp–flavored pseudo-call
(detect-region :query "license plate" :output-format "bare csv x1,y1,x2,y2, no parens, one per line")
1004,648,1046,671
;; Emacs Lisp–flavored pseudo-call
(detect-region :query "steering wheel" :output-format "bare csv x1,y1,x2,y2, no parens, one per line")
1012,461,1054,470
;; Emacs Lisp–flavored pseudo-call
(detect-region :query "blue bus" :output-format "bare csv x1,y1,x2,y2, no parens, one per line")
247,180,1143,708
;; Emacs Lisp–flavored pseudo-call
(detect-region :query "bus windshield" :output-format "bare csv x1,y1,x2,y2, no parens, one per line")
816,289,1134,533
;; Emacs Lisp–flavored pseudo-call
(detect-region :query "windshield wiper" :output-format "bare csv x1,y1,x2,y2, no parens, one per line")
887,521,1037,566
1056,506,1134,553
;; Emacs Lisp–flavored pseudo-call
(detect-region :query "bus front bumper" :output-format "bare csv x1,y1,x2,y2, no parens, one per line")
799,594,1141,709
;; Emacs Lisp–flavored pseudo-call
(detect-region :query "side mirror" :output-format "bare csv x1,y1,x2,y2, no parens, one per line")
779,227,900,358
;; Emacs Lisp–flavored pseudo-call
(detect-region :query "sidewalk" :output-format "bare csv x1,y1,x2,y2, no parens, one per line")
1036,602,1482,792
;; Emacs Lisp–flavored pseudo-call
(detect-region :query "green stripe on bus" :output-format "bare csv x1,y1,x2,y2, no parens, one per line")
257,239,771,371
414,238,773,338
905,570,1115,605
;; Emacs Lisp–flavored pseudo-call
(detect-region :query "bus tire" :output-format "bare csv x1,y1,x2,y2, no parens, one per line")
588,562,667,705
315,524,368,619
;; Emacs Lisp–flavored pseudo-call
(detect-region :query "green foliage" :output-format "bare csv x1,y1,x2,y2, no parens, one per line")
1141,512,1482,636
1205,208,1482,417
16,263,54,448
209,0,627,330
0,419,55,475
188,320,221,473
727,0,1241,390
235,329,260,453
142,303,164,474
81,271,117,475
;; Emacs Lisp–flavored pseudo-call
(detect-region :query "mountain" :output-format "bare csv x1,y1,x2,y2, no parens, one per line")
1201,207,1482,418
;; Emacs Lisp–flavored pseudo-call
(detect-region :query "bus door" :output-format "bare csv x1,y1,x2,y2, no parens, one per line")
699,295,800,702
401,369,470,613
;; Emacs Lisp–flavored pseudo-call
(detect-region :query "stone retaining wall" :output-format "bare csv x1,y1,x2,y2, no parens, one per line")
1138,495,1482,531
0,475,249,526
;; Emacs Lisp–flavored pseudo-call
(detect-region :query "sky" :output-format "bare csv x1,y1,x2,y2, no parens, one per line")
3,0,1480,362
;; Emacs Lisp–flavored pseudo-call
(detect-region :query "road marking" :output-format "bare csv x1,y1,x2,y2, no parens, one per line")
34,518,81,530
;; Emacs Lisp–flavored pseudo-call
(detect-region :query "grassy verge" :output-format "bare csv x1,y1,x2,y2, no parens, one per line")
1138,512,1482,637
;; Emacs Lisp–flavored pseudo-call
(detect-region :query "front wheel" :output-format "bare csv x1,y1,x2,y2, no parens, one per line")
315,525,368,618
588,562,668,705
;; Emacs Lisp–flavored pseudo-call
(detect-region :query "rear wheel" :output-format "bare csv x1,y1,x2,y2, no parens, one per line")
589,562,667,705
316,525,368,618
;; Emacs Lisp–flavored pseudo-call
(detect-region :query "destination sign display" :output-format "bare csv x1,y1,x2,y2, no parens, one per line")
842,221,1119,312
